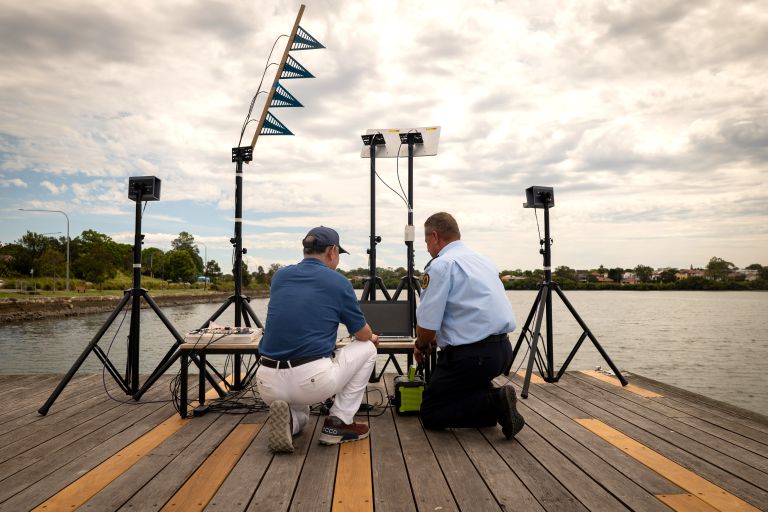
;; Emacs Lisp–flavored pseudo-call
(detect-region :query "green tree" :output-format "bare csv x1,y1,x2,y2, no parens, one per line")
206,260,222,281
74,245,117,283
170,232,203,273
142,247,166,278
255,265,266,284
554,265,577,282
634,264,654,283
240,261,252,287
659,268,678,283
166,250,197,283
608,267,624,283
706,256,735,281
36,247,65,279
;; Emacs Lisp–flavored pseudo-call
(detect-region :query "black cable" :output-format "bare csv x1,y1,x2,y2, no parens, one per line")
100,308,173,406
237,34,289,147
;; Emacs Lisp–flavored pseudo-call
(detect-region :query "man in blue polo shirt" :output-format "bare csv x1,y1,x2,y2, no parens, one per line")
256,226,379,453
414,212,525,439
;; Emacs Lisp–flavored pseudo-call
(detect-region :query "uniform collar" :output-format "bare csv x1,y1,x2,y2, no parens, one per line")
438,239,463,257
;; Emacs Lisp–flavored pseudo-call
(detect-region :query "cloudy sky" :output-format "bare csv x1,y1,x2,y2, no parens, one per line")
1,0,766,275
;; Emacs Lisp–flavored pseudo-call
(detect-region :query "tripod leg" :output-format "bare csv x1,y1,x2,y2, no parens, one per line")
39,293,132,415
242,301,263,329
522,286,549,398
200,296,235,329
507,287,543,375
552,285,628,386
392,278,406,300
361,280,372,301
376,278,392,301
557,332,587,381
135,292,226,400
92,345,130,393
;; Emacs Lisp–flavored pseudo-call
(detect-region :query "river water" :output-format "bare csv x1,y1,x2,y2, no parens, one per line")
1,291,766,415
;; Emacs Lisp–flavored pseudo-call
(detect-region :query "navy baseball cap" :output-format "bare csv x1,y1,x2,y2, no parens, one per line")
303,226,349,254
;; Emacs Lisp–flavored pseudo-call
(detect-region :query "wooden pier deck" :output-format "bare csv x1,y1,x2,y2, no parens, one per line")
0,370,766,511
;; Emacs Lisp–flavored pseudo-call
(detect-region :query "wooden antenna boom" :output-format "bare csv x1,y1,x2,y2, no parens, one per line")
249,4,306,151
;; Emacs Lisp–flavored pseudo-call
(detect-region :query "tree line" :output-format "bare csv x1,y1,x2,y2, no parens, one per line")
1,229,766,291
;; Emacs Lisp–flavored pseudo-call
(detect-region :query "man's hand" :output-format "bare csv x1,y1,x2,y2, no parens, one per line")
370,333,380,347
413,326,437,364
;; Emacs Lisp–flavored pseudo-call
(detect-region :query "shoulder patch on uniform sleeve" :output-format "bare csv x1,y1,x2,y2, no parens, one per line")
420,273,430,289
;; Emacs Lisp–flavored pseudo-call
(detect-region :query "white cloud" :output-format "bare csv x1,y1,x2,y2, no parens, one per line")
0,0,766,269
0,178,27,188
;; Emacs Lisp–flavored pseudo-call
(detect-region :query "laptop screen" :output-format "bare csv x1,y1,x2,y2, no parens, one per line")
359,301,413,337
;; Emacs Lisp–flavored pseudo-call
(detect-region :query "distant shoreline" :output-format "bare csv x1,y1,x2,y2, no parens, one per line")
0,290,269,324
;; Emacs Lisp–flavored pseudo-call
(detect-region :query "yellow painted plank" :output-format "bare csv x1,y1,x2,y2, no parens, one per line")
34,374,235,511
516,370,546,385
32,416,188,511
576,418,760,512
160,423,261,512
332,421,373,512
580,370,662,397
657,493,721,512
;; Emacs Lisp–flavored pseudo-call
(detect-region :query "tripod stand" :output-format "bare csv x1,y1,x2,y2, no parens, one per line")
39,180,215,414
361,133,391,302
511,191,627,399
135,148,263,399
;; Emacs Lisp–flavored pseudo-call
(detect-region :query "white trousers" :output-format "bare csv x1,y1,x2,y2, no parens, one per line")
256,340,377,434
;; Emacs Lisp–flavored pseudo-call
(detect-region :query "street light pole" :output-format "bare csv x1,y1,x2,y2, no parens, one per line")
198,241,208,291
18,209,70,292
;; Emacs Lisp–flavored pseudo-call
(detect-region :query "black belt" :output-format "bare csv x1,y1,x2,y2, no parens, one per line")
443,333,508,353
259,355,326,369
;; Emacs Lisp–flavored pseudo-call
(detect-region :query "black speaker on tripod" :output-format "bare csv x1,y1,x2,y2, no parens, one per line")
509,186,628,399
39,177,222,415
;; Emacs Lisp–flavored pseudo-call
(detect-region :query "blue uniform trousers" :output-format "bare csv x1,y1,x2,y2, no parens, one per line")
420,334,512,429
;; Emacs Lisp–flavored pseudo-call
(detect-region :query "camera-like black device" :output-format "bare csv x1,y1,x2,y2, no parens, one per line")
128,176,161,202
523,186,554,209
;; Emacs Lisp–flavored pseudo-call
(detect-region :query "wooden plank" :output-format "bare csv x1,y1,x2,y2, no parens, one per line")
1,375,201,509
577,418,760,512
580,370,662,397
516,370,547,385
455,427,549,511
31,415,189,511
673,415,768,456
289,416,338,512
476,418,615,512
0,399,173,504
627,374,768,439
245,414,317,512
425,428,501,511
116,412,244,511
392,385,459,512
78,411,223,512
568,373,768,478
205,413,272,512
0,375,106,433
561,374,768,491
656,494,721,512
570,373,768,452
553,376,768,508
368,376,416,512
0,394,136,474
498,376,681,510
332,422,373,512
160,423,261,512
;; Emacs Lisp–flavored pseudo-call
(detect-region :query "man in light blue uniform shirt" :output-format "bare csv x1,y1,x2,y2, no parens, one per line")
415,212,525,439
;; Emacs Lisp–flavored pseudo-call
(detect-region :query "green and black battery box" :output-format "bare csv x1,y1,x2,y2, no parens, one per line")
393,366,424,415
